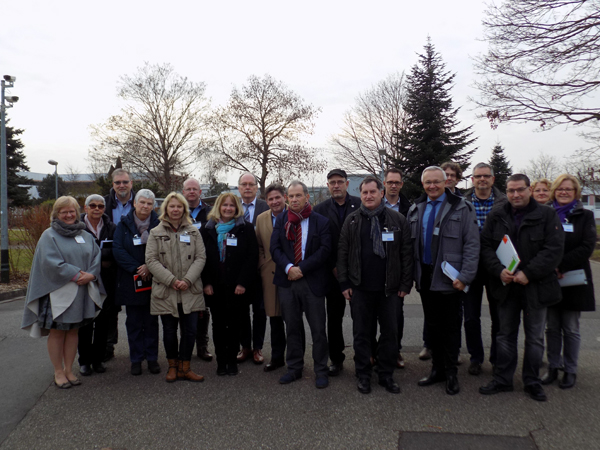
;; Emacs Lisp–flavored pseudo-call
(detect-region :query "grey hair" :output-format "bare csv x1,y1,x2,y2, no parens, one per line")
85,194,105,207
135,189,155,203
421,166,446,182
111,168,131,180
287,180,309,195
183,177,200,188
472,162,494,176
238,172,258,185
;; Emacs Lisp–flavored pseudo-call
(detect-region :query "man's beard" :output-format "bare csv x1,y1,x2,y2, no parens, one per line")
117,190,130,200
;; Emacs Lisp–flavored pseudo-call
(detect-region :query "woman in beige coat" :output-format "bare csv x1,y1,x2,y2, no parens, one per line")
146,192,206,383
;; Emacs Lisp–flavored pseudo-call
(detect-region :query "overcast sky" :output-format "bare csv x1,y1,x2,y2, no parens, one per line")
2,0,589,185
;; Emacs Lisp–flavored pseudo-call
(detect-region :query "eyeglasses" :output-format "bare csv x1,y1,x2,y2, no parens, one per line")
423,180,444,186
556,188,575,193
328,180,346,186
57,210,76,216
183,188,200,192
507,187,529,195
473,174,493,179
113,180,130,185
445,173,457,179
385,181,403,186
239,183,257,188
88,203,105,209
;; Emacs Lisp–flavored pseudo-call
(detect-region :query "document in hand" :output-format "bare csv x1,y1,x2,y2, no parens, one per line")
441,261,470,293
558,269,588,287
496,235,520,274
134,275,152,293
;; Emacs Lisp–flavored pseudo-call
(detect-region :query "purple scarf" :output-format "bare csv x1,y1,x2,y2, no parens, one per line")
553,199,577,223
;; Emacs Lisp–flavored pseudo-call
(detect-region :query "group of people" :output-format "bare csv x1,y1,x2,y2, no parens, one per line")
21,164,595,401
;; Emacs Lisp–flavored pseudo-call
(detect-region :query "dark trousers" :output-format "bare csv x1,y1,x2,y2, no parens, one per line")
195,308,211,351
160,304,198,361
352,289,398,379
240,292,267,350
210,288,247,367
78,305,110,366
279,278,329,377
325,281,347,364
494,286,546,387
125,305,159,363
105,303,122,353
420,265,462,376
269,316,287,362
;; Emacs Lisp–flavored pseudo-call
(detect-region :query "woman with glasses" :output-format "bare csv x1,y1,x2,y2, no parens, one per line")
113,189,161,376
22,196,103,389
532,179,552,204
541,174,596,389
77,195,117,376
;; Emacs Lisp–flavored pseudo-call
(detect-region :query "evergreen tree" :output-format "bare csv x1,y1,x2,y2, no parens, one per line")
391,38,477,198
2,119,32,206
489,142,512,192
38,174,67,201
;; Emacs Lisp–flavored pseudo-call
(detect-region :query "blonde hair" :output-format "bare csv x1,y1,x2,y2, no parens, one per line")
208,193,243,222
532,178,551,191
159,192,192,225
51,196,80,221
550,174,581,201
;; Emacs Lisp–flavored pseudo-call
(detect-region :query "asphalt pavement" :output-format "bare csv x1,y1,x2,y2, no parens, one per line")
1,264,600,450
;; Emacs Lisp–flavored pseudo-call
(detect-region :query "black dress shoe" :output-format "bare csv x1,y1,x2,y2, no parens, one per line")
79,364,93,376
446,375,460,395
264,359,285,372
541,368,559,385
559,372,577,389
227,363,238,376
103,351,115,363
524,384,547,401
479,380,514,395
468,362,482,376
92,362,106,374
131,362,142,376
417,369,445,386
147,360,161,374
216,365,227,376
379,377,401,394
357,377,371,394
328,363,343,377
197,347,213,362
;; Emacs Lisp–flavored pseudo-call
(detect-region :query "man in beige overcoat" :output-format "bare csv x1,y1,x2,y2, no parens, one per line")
255,183,288,372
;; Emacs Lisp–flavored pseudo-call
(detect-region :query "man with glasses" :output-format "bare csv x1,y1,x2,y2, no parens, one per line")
461,163,508,376
408,166,479,395
237,173,269,364
183,178,214,362
103,168,136,361
314,169,361,376
479,174,564,402
441,162,463,197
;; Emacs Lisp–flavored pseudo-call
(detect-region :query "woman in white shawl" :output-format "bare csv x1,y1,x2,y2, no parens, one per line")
21,196,103,389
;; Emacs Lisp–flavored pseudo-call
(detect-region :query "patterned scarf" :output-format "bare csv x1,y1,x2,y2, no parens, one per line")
51,219,86,237
216,220,235,262
359,199,386,259
285,203,312,241
133,212,151,244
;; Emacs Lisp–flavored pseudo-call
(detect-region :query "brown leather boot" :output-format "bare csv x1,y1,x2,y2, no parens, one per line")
180,360,204,382
166,359,178,383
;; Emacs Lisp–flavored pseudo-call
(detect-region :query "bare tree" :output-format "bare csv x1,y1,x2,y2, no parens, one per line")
331,72,408,175
522,152,563,180
565,124,600,193
209,74,325,196
90,63,210,192
473,0,600,129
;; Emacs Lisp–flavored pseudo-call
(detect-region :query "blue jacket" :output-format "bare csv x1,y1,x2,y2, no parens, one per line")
113,209,160,306
270,210,331,297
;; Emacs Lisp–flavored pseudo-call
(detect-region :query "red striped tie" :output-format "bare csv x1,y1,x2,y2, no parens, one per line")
293,223,302,265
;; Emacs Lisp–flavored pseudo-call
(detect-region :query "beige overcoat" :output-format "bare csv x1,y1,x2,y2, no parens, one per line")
255,209,281,317
145,221,206,317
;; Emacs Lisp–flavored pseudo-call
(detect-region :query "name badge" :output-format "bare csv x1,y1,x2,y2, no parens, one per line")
192,222,202,229
227,238,238,247
433,227,440,236
562,223,574,232
133,237,143,246
74,235,86,244
382,231,394,242
180,234,191,243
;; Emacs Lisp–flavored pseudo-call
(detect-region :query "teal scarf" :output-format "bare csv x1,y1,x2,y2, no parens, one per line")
216,220,235,262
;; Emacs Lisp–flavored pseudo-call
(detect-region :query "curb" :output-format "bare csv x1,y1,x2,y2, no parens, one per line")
0,288,27,302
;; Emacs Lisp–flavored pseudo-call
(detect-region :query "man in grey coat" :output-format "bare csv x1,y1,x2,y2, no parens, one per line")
408,166,479,395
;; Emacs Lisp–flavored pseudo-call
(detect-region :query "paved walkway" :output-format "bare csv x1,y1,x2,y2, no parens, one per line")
1,264,600,450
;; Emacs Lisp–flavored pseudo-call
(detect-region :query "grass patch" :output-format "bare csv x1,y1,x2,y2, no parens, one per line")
9,248,33,274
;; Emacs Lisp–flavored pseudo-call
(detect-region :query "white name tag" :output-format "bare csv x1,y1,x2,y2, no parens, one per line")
180,234,191,243
433,227,440,236
133,237,143,246
227,238,238,246
562,223,574,232
192,222,202,229
382,231,394,242
74,235,86,244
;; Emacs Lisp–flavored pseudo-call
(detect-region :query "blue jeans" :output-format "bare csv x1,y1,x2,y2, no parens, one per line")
494,286,546,386
546,307,581,374
125,305,159,363
160,304,198,361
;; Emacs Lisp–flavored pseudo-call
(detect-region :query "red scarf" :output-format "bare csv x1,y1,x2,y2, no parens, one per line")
285,203,312,241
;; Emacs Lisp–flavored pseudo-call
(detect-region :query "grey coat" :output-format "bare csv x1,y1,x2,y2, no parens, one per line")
408,188,480,292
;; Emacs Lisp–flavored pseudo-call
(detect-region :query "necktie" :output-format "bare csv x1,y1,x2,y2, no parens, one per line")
243,203,251,222
294,223,302,265
423,200,440,265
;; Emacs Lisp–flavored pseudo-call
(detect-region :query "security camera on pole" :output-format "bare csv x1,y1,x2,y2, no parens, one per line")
1,74,18,283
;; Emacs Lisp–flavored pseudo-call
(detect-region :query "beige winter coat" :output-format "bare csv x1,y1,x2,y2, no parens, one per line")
145,221,206,317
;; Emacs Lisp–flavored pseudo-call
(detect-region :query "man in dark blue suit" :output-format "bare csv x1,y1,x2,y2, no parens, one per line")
270,180,332,389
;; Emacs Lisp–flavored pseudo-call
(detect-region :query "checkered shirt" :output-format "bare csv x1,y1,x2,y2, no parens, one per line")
471,190,495,233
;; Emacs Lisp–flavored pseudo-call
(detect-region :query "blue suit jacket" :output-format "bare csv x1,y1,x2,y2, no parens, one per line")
270,210,332,297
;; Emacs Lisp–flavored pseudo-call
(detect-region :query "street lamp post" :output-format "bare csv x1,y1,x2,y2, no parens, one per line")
378,148,386,182
48,160,58,199
0,75,18,283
